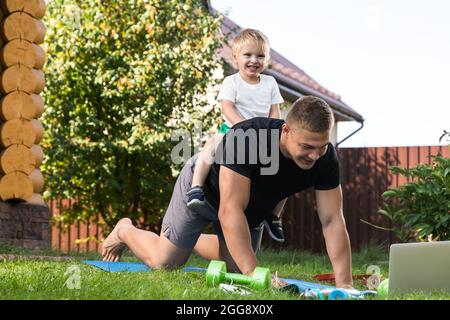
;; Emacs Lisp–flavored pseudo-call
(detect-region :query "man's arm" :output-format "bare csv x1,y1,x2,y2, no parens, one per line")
221,100,245,125
218,166,256,275
315,185,354,288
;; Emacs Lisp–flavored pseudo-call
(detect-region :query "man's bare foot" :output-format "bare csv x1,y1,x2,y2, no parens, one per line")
102,218,132,262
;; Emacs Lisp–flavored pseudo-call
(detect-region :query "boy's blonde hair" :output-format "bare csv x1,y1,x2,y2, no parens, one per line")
232,28,270,65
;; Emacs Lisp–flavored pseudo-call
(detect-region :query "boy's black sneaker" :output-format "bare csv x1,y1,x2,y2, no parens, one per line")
264,214,285,243
187,185,205,209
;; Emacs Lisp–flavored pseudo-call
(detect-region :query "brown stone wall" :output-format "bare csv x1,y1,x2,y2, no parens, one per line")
0,201,50,249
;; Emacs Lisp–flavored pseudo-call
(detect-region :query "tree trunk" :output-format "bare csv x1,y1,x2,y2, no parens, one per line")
0,64,45,94
0,118,36,147
29,168,44,193
1,38,45,69
31,144,43,167
0,144,35,174
25,192,45,205
0,0,46,206
1,0,47,19
32,93,44,118
30,118,43,144
1,12,46,44
0,91,44,120
0,171,33,201
0,5,4,23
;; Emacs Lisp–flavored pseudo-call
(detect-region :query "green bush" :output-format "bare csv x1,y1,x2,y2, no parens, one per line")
42,0,223,233
377,154,450,242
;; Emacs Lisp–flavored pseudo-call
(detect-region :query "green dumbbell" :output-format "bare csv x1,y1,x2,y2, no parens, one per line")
377,278,389,299
205,260,271,290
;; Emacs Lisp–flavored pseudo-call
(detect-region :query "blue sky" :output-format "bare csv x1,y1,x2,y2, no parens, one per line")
210,0,450,147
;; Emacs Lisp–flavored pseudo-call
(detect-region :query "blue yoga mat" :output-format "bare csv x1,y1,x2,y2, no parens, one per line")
83,260,378,299
83,260,334,292
84,260,206,274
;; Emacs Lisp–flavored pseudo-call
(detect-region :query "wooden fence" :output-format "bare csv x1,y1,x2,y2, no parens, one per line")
49,199,102,253
50,145,449,253
262,145,450,252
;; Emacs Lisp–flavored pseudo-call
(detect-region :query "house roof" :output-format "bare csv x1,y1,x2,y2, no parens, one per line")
218,15,364,122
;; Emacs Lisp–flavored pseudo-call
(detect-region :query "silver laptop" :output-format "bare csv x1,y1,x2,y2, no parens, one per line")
388,241,450,295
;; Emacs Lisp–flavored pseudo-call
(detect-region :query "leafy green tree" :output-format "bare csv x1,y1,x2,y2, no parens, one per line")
42,0,223,232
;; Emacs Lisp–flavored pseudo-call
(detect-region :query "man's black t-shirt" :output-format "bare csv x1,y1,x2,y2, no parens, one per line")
204,117,340,228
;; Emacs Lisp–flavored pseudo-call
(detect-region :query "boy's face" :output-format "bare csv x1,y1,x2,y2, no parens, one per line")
234,42,267,81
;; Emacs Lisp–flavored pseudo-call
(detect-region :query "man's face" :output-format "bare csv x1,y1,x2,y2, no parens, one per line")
282,124,331,170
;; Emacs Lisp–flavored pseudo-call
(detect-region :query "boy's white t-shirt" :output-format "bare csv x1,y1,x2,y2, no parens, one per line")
217,73,284,127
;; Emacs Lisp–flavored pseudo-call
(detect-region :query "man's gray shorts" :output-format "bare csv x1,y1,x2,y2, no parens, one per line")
161,153,263,252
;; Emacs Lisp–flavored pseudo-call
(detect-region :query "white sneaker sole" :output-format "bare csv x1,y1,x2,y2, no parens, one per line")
187,199,205,211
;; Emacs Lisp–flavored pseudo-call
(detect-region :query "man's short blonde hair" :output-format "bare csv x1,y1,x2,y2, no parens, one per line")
232,28,270,65
286,96,335,133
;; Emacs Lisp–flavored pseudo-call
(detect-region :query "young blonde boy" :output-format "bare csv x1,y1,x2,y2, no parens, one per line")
187,28,286,242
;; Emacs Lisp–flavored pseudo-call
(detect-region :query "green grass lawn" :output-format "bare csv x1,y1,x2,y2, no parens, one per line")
1,244,449,300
